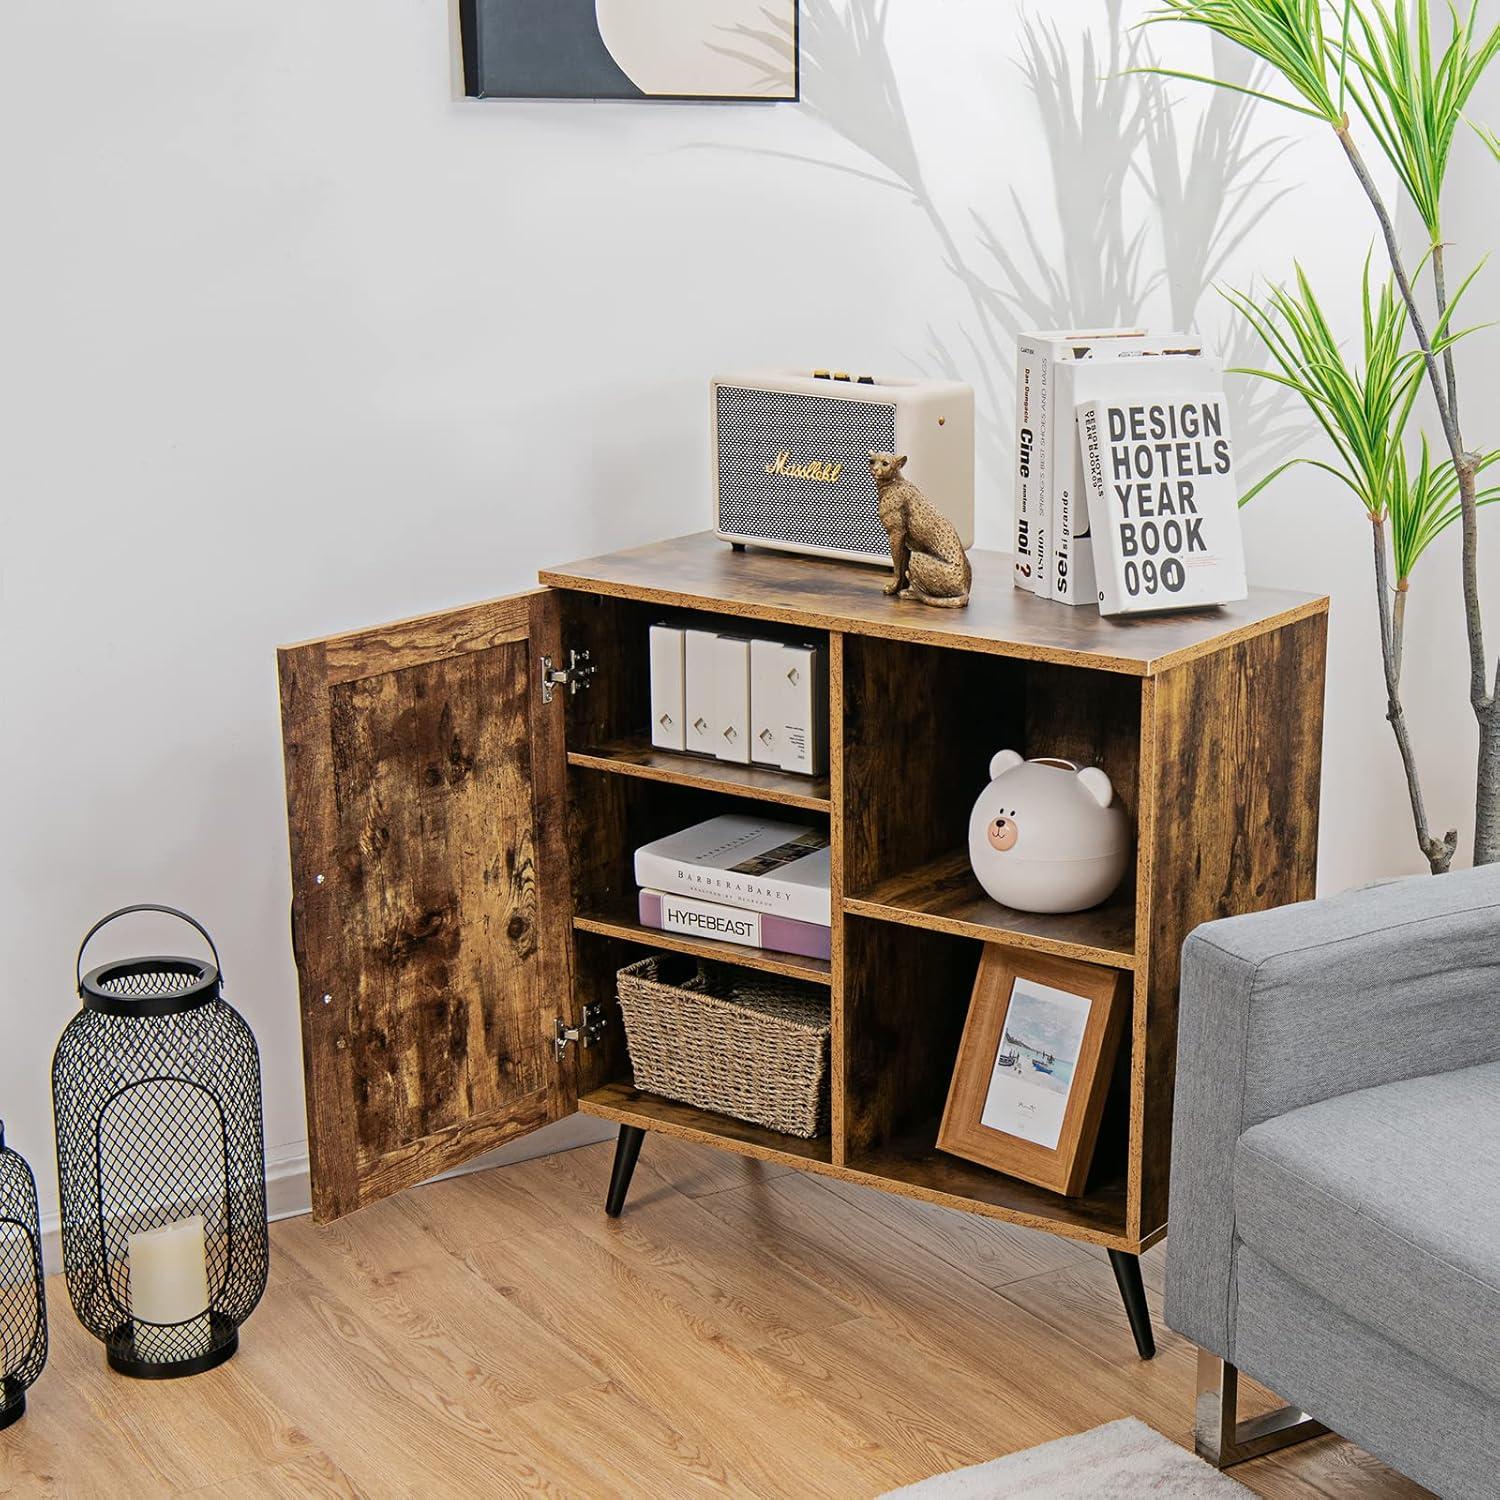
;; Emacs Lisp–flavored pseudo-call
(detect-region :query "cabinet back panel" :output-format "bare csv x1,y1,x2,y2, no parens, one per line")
842,638,1018,894
842,919,980,1155
558,592,655,748
569,930,640,1098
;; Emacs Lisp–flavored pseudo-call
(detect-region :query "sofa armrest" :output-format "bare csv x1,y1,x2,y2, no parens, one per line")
1165,863,1500,1353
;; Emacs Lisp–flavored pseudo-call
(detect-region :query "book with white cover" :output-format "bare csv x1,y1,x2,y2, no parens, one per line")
1014,330,1146,597
749,638,784,767
1047,334,1204,605
715,635,751,764
1012,340,1049,592
648,624,685,751
777,641,825,776
1077,383,1246,614
634,815,832,925
684,628,719,756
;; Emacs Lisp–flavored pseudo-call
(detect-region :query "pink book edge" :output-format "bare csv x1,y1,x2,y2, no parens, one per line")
638,890,832,961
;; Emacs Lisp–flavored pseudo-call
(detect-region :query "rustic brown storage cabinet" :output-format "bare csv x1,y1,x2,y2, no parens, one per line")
277,532,1327,1356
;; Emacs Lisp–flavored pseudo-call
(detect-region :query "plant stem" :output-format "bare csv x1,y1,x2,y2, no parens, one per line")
1334,126,1456,448
1393,577,1407,686
1335,121,1497,863
1373,518,1457,873
1479,702,1500,864
1433,242,1500,862
1431,242,1460,426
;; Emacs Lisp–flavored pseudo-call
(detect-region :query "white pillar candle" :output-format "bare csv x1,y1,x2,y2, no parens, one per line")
128,1214,209,1359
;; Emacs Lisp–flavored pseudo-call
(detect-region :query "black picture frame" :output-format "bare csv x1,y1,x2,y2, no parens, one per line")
459,0,800,103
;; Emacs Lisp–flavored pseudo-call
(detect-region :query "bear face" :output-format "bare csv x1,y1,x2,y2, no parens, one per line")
986,814,1018,852
967,750,1131,914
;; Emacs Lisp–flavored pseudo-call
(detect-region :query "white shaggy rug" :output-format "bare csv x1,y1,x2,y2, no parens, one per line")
880,1419,1250,1497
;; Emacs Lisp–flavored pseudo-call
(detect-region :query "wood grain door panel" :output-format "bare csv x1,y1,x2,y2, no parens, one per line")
278,590,574,1221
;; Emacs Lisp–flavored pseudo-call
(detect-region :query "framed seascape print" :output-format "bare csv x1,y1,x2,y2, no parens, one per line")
938,947,1127,1197
460,1,800,102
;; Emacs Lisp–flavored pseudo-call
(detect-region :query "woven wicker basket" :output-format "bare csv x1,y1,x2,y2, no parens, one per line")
615,954,831,1138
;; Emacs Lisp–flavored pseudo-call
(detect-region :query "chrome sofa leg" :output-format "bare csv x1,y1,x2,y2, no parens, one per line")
1194,1349,1328,1468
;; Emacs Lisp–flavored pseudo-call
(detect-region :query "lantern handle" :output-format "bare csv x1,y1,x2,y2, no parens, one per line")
76,905,223,996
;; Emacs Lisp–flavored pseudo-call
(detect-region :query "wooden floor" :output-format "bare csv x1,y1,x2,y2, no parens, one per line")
8,1137,1430,1498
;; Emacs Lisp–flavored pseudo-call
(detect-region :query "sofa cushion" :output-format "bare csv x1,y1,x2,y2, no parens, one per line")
1234,1060,1500,1401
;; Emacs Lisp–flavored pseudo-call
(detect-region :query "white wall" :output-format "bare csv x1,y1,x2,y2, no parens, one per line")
3,0,1495,1225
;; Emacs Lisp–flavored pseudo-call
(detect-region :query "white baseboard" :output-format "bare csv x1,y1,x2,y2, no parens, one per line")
39,1114,618,1275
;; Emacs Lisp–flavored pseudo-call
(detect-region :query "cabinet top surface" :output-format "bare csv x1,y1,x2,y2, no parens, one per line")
540,532,1327,676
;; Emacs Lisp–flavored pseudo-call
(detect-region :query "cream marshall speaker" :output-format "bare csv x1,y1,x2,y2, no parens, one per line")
712,371,975,564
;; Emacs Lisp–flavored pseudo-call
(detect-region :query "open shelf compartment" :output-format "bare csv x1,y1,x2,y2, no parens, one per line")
555,588,831,809
570,927,836,1162
566,768,831,930
841,633,1142,970
838,917,1132,1244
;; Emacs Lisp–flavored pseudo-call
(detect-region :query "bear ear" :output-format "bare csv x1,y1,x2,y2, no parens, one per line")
1077,766,1114,808
989,749,1024,779
869,449,878,459
895,453,908,470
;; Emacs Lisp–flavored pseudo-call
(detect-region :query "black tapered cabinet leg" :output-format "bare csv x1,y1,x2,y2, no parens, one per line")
605,1125,646,1217
1108,1250,1156,1359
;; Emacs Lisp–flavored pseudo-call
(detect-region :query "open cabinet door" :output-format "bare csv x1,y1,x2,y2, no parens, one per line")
277,589,575,1221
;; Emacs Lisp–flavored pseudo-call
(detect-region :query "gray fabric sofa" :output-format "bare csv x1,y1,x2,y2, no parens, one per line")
1166,863,1500,1499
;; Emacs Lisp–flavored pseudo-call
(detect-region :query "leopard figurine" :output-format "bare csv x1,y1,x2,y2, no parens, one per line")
868,451,971,608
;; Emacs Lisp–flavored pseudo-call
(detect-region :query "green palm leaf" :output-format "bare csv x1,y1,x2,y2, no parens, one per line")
1224,257,1489,577
1138,0,1349,121
1342,0,1500,241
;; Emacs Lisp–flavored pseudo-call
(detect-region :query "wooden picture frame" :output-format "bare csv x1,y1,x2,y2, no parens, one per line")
938,946,1127,1197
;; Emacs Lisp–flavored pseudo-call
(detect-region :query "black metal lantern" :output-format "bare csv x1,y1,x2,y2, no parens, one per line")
0,1123,47,1427
52,906,268,1379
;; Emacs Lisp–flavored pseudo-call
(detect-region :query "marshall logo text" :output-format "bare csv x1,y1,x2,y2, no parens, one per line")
766,452,843,483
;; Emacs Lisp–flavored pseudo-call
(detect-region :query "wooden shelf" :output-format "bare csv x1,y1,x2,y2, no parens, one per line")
567,736,830,811
573,907,833,985
580,1086,1130,1248
845,849,1137,970
846,1121,1130,1246
580,1081,833,1165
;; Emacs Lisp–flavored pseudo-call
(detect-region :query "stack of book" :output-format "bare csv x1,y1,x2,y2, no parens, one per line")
634,814,832,961
1012,329,1228,608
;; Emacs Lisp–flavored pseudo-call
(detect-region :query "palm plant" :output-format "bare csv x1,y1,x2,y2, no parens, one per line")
1144,0,1500,872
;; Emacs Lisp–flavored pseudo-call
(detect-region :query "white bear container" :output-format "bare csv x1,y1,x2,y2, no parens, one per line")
967,751,1131,914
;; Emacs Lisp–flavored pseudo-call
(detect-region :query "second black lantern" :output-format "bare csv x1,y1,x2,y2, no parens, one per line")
0,1123,47,1426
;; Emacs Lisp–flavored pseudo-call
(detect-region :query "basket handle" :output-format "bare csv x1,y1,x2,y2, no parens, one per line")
76,905,223,996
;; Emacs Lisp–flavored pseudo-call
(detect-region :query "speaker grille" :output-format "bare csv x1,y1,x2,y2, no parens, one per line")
716,386,896,559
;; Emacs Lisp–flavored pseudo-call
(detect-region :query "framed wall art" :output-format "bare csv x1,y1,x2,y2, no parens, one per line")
460,1,799,102
938,946,1127,1197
